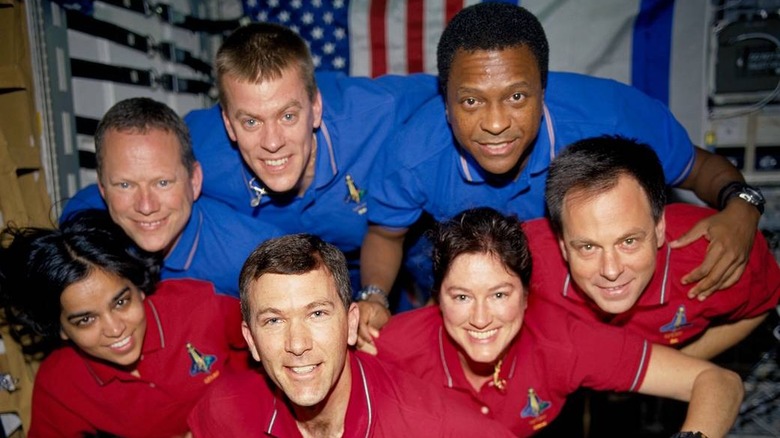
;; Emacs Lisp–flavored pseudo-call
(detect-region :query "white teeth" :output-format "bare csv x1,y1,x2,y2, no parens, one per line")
137,220,162,229
290,365,316,374
111,337,131,349
468,329,498,340
265,158,288,167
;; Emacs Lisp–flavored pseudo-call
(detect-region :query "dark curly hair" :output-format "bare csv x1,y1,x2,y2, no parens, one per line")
545,135,667,236
0,210,161,356
432,207,532,301
437,2,549,94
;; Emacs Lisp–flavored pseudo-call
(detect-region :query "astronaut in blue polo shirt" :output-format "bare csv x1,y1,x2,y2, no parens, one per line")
357,3,764,348
61,98,283,298
184,22,438,292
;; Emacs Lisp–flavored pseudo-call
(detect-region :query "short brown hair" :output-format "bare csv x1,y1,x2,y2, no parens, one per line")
216,22,317,107
238,234,351,322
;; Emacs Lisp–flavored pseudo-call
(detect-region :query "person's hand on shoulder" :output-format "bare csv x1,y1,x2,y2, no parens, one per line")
671,199,759,299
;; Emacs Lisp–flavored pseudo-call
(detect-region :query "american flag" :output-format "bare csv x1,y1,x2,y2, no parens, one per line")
241,0,519,77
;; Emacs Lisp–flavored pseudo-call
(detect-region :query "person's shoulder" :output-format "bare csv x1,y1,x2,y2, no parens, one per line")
205,369,270,399
375,306,441,364
663,203,716,241
391,97,452,165
189,370,273,436
36,346,85,392
59,184,106,223
545,72,656,116
183,104,221,125
356,352,514,437
547,71,636,94
522,218,557,245
151,278,220,304
38,347,78,374
316,72,392,115
379,306,440,341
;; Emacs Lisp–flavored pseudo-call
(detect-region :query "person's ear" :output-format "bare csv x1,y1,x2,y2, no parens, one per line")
311,91,323,130
655,211,666,248
190,162,203,201
241,321,262,363
558,237,569,262
346,302,359,347
221,109,238,142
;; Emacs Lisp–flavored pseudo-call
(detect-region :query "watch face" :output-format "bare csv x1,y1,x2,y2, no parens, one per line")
735,185,766,214
737,192,760,206
744,186,766,203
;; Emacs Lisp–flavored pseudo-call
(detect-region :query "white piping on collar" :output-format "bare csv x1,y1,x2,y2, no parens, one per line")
148,300,164,349
562,273,571,298
320,121,337,176
355,356,372,438
544,103,555,161
658,245,671,304
267,397,279,434
438,326,454,388
630,340,650,392
182,208,202,270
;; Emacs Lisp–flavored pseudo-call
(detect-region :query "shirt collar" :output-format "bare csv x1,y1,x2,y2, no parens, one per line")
163,203,203,272
437,319,519,394
312,121,339,189
264,350,371,437
82,298,166,385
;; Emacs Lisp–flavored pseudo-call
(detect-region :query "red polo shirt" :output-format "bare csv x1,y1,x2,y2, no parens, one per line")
30,279,249,438
525,203,780,347
188,350,514,437
375,302,651,437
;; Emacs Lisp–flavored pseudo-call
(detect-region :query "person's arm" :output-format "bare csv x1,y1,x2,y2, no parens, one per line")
672,147,760,299
356,225,408,353
638,344,743,437
680,313,769,360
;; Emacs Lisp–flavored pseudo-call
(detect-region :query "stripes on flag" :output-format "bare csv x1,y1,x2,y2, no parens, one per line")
241,0,675,104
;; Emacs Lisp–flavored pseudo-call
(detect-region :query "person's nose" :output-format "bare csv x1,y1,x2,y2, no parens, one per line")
285,319,313,356
480,102,511,136
260,121,285,154
600,248,625,281
469,299,493,329
134,187,160,215
102,314,126,338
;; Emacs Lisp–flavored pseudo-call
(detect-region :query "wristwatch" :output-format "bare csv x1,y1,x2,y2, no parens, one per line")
356,285,390,309
717,182,765,215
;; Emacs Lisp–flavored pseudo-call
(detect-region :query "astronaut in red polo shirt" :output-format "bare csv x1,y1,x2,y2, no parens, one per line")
370,207,743,437
532,135,780,359
0,210,249,438
188,234,513,437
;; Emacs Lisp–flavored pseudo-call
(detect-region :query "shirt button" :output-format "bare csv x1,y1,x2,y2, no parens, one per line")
149,383,156,388
481,406,490,415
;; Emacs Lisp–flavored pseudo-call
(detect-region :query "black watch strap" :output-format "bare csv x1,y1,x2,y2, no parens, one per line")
717,181,765,214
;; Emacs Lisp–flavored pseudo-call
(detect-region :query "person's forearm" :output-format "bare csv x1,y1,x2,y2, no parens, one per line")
680,367,743,438
679,147,745,206
681,314,768,360
360,225,407,294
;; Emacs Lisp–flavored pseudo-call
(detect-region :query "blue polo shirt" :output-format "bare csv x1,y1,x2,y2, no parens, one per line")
368,72,696,228
60,184,282,297
185,72,439,289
